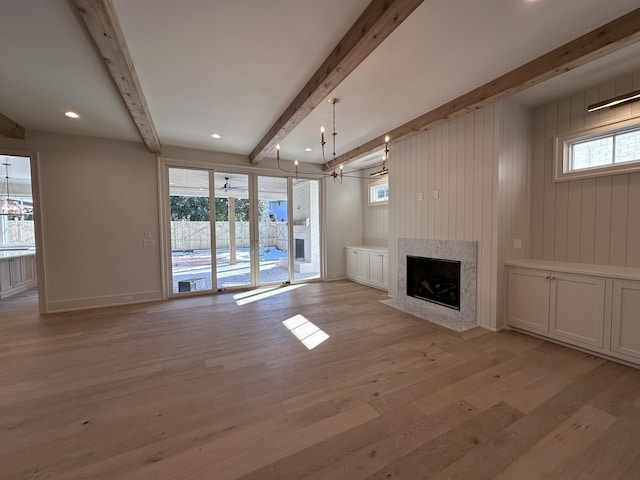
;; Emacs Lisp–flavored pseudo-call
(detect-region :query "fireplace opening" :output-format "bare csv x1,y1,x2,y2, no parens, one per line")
406,255,461,310
295,239,305,260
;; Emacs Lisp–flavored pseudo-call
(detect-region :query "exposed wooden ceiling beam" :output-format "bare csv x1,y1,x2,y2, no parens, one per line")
71,0,161,154
249,0,424,164
332,7,640,170
0,112,25,139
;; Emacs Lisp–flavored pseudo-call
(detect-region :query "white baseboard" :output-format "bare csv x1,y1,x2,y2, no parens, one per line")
45,290,162,313
327,273,346,281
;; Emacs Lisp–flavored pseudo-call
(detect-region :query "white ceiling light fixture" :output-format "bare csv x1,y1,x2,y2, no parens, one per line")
64,111,80,119
1,162,23,217
211,133,222,139
304,147,312,152
276,98,390,183
587,89,640,112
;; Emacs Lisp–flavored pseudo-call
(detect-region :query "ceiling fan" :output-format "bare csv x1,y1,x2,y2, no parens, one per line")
220,176,248,193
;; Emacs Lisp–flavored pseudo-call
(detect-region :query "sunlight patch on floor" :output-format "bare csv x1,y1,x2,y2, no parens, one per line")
234,283,307,306
283,314,330,350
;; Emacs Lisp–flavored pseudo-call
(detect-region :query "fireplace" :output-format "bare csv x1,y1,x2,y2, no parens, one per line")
295,238,305,260
407,256,461,310
395,238,477,331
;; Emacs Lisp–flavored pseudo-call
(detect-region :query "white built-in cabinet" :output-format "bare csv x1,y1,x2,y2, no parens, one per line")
345,246,388,291
0,253,37,299
506,259,640,367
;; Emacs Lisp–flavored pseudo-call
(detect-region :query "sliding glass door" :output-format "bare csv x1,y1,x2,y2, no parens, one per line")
257,176,289,284
292,178,321,281
214,172,252,289
168,167,213,294
164,163,321,297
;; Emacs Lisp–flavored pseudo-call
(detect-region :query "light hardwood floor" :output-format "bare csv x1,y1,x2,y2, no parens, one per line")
1,281,640,479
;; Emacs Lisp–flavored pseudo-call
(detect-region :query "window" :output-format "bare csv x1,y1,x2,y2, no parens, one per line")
555,115,640,182
369,181,388,205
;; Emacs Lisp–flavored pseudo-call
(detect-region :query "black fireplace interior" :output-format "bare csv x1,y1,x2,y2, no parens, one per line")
295,239,305,260
407,255,461,310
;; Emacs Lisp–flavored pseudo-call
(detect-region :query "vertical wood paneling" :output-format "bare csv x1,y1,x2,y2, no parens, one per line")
542,102,557,260
441,122,450,239
473,109,485,244
449,119,458,241
464,114,474,240
456,117,466,239
593,176,612,264
531,106,546,259
428,129,436,237
610,174,629,266
434,125,442,238
566,91,584,263
530,71,640,268
627,172,640,267
388,99,529,330
554,97,571,261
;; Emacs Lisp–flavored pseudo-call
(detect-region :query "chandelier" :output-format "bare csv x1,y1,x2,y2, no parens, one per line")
1,162,22,217
276,97,390,183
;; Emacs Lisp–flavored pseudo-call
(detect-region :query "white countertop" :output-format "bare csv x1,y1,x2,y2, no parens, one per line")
505,258,640,281
0,249,36,259
345,245,388,253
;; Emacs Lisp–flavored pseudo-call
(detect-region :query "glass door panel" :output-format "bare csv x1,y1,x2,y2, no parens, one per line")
169,168,212,294
257,176,289,284
292,178,321,281
214,172,252,289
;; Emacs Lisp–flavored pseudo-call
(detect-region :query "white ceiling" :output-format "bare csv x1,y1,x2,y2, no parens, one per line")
2,0,640,167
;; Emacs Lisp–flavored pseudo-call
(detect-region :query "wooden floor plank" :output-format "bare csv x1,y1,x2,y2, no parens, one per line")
0,283,639,479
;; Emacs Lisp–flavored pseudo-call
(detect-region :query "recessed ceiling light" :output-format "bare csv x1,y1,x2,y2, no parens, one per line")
304,147,312,152
64,111,80,119
211,133,221,139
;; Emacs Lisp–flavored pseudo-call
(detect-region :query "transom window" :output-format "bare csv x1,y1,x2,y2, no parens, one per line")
369,181,388,205
555,115,640,182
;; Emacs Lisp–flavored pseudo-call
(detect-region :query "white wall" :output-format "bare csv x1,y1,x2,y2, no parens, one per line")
324,175,362,280
0,132,331,311
531,69,640,267
388,100,531,330
0,131,162,312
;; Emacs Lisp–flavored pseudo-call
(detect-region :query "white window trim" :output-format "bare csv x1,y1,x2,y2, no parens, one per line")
368,178,389,206
554,113,640,182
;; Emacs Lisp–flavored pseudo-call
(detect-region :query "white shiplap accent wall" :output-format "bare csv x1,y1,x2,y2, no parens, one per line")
362,167,389,247
531,70,640,267
388,100,531,330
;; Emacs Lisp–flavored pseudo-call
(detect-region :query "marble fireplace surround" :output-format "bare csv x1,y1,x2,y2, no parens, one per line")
397,238,477,331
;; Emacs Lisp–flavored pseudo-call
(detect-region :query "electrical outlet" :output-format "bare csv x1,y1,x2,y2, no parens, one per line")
143,239,155,247
144,231,152,239
433,190,439,199
418,192,424,201
514,239,522,249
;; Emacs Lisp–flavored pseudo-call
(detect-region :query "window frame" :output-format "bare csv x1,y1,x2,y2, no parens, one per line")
368,178,389,206
554,114,640,182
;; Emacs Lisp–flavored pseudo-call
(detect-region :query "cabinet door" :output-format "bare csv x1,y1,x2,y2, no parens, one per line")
381,254,388,288
21,256,35,283
0,260,11,293
368,253,383,286
611,280,640,359
345,249,358,280
356,251,369,282
549,273,605,348
507,268,550,333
